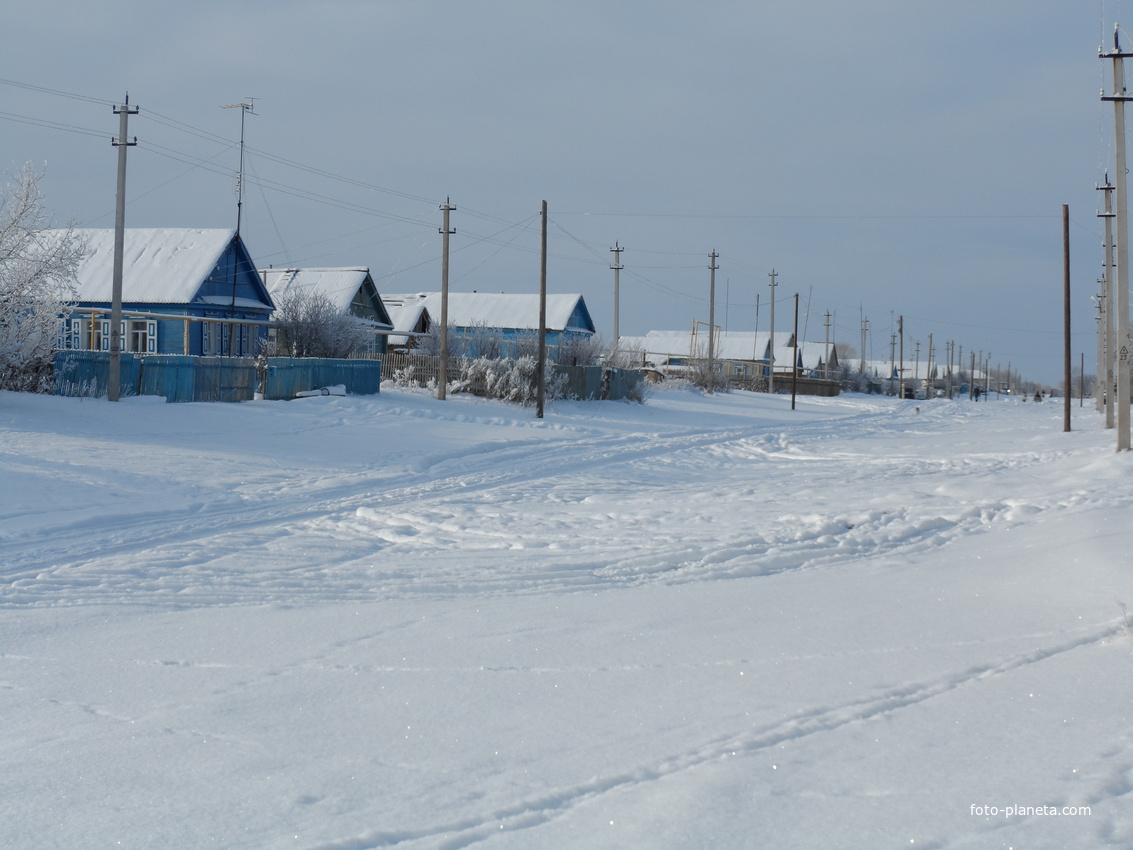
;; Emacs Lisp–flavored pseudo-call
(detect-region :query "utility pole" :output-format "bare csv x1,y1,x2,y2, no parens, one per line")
860,314,868,374
1064,203,1072,432
927,332,934,398
791,291,799,409
708,251,719,393
1098,172,1116,427
823,310,832,381
1102,25,1132,450
914,341,921,394
768,269,778,393
108,94,138,403
889,333,896,395
438,198,455,401
537,200,548,419
898,315,904,398
610,242,623,347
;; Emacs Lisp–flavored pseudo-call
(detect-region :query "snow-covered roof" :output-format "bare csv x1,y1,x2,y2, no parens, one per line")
59,228,240,303
380,293,431,344
383,292,595,334
622,329,795,362
261,268,370,314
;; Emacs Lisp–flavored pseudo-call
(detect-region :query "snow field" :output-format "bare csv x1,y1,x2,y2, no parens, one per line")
1,387,1130,848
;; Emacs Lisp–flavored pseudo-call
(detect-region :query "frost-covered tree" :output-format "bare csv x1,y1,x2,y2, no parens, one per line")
271,287,374,358
0,164,87,392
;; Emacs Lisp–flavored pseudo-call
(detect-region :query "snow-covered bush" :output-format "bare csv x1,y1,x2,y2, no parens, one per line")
0,164,87,392
452,355,567,405
271,288,374,358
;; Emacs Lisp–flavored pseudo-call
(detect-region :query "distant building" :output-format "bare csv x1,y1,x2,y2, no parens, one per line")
381,292,596,357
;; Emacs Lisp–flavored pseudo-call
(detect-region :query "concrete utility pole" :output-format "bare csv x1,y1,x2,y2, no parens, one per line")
1102,25,1133,450
708,251,719,393
1098,172,1116,427
768,269,778,393
610,242,623,346
109,94,138,404
438,198,455,401
537,200,548,419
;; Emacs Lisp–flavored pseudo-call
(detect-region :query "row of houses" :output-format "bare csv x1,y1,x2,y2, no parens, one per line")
54,227,841,387
620,329,841,382
57,228,598,359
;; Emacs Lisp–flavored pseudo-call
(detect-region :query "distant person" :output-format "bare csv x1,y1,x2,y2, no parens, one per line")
1034,390,1042,402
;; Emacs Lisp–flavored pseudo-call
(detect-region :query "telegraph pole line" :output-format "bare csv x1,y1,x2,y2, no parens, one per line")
1102,25,1133,449
708,250,719,393
438,198,455,401
610,242,623,346
768,269,778,394
108,94,138,403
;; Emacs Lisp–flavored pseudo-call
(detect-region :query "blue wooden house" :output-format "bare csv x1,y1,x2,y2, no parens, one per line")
62,228,274,356
382,291,596,358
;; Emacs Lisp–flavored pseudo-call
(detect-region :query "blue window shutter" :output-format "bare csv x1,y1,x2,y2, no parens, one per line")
146,320,157,353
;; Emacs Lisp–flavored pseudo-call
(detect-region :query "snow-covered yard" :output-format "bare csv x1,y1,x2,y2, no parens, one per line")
1,386,1130,849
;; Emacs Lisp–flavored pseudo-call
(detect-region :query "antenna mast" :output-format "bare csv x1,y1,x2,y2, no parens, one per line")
222,99,256,237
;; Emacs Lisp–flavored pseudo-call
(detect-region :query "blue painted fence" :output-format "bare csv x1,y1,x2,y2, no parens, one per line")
264,357,381,400
54,352,381,402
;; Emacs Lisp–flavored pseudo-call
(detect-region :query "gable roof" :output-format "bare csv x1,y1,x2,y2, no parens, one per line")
622,329,795,362
380,292,432,343
384,292,595,334
261,267,392,326
58,228,252,304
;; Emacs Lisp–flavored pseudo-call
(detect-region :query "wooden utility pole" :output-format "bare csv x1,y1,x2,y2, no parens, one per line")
768,269,778,393
708,251,718,393
610,242,623,346
791,292,799,409
898,315,904,398
438,198,455,401
109,94,138,403
823,310,832,380
537,200,548,419
1102,26,1132,449
1063,203,1072,432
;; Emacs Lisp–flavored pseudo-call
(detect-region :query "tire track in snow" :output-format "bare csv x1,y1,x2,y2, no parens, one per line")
310,623,1118,850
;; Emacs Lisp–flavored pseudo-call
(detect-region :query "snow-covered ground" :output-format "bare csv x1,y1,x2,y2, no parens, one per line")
2,385,1130,849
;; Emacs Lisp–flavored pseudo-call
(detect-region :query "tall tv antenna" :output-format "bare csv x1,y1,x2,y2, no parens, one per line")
221,99,256,237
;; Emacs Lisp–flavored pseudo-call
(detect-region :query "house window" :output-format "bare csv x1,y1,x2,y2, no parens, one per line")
70,317,103,350
127,319,157,353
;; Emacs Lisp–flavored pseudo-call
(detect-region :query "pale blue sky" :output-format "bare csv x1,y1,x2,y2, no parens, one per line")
1,1,1123,383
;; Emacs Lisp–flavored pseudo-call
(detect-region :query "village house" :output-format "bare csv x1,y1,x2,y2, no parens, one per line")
60,228,274,357
260,267,394,356
381,292,597,359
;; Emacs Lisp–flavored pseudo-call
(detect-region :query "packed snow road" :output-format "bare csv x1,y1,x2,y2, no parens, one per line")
1,387,1130,848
